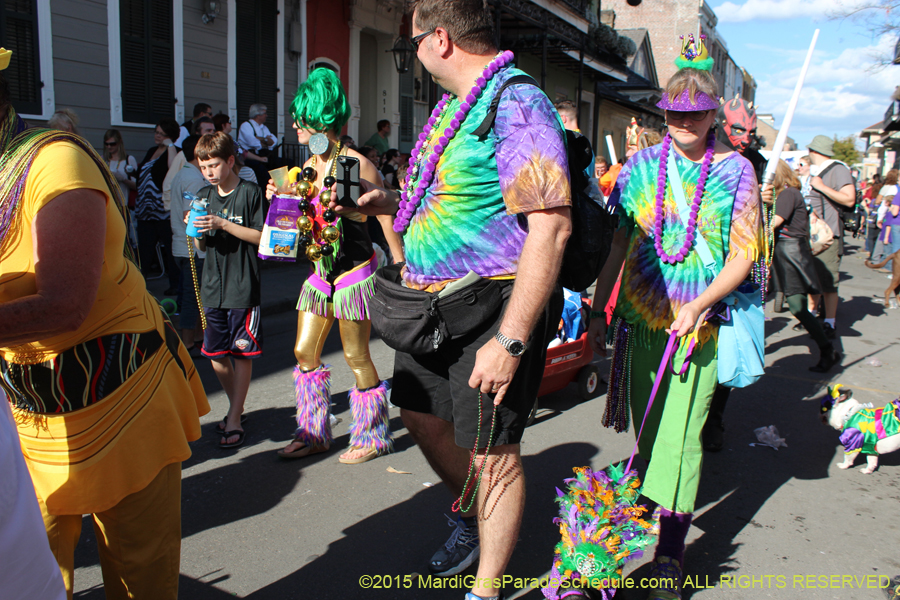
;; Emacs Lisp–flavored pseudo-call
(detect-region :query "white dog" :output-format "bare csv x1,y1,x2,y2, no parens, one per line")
819,385,900,474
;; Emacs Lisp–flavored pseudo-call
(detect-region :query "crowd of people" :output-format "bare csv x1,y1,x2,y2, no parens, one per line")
0,2,897,599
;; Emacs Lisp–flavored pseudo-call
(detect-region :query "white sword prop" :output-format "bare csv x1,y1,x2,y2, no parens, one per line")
761,29,819,185
605,135,618,165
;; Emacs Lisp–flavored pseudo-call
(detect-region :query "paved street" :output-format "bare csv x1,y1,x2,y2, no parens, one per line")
73,240,899,600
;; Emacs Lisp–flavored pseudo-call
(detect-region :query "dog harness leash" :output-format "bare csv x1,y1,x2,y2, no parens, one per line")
625,331,683,474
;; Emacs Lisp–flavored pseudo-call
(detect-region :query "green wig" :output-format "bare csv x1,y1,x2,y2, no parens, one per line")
291,68,351,134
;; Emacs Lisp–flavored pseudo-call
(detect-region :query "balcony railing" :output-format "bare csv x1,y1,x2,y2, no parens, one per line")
556,0,590,18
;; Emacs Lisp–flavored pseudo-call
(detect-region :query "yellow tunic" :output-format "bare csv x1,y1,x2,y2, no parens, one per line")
0,140,209,515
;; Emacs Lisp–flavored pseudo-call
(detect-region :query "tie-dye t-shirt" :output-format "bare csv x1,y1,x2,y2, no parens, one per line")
402,66,570,289
613,145,762,345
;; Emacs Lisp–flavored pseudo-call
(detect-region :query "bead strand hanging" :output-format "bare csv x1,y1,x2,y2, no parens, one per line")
393,50,516,234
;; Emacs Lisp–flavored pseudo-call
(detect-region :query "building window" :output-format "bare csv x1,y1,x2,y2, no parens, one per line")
235,0,277,131
1,0,42,116
119,0,174,124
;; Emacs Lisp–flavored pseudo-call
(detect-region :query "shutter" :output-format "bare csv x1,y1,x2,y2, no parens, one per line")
1,0,42,115
235,0,278,132
398,66,414,152
120,0,173,124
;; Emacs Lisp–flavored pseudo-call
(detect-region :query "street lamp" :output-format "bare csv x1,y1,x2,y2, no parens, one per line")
388,35,415,74
201,1,221,24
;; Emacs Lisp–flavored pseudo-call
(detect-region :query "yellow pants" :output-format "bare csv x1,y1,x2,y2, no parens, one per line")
39,462,182,600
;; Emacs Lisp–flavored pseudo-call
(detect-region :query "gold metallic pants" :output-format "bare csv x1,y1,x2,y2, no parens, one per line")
294,306,380,389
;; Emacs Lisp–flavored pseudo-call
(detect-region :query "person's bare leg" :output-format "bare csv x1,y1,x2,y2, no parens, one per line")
219,358,252,444
180,329,196,348
210,356,235,399
401,408,474,515
808,293,819,314
823,292,839,320
470,444,524,598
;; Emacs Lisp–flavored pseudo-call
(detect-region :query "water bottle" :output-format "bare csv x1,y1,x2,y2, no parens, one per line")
184,192,208,238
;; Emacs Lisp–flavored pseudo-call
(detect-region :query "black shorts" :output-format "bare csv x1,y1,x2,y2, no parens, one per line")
391,286,563,449
201,306,263,359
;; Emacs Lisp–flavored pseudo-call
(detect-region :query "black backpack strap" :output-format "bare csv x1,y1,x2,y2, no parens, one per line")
471,74,540,137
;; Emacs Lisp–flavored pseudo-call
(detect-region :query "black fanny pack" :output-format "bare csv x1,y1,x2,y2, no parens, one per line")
369,263,509,354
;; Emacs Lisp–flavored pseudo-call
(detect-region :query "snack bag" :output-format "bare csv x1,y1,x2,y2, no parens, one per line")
259,194,302,261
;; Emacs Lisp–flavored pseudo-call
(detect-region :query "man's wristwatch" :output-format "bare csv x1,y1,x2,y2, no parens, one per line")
495,331,527,357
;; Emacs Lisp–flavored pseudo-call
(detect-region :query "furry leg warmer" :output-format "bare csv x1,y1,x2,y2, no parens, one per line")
347,380,392,453
292,364,333,446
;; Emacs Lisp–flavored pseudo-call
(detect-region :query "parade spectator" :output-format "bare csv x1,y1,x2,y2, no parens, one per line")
767,160,839,371
806,135,858,339
163,117,215,237
599,159,622,197
104,128,138,200
340,134,356,149
380,148,401,188
865,173,885,256
870,175,899,272
176,102,213,147
358,145,378,165
595,155,609,179
238,103,277,184
337,2,570,595
363,119,391,155
213,113,257,183
46,108,80,135
797,155,811,199
137,117,180,293
213,112,232,134
554,99,580,132
271,67,404,464
102,129,138,248
396,163,409,190
588,56,761,599
0,58,207,598
193,132,265,449
169,135,207,357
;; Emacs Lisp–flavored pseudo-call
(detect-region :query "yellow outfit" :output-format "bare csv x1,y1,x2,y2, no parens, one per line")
0,141,208,542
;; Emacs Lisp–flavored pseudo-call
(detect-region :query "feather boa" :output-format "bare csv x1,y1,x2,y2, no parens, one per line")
542,464,658,599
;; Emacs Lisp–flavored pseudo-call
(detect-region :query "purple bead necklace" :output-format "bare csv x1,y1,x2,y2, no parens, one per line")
393,50,515,234
653,130,716,264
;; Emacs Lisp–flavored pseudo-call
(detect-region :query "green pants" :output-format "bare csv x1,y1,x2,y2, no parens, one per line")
629,329,718,513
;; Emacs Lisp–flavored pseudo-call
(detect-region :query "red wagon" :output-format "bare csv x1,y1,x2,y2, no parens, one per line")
527,330,602,425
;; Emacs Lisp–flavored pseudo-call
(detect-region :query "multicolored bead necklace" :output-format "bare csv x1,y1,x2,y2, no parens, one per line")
393,50,516,234
294,141,342,269
653,131,716,264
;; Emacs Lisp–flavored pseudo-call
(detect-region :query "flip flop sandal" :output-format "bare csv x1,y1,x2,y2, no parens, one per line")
219,430,245,449
215,414,248,433
338,446,382,465
276,440,330,460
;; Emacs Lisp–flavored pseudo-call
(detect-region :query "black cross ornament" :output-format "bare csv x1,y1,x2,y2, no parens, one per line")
336,157,361,208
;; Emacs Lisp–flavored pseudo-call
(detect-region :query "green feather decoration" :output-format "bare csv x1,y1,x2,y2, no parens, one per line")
675,56,714,71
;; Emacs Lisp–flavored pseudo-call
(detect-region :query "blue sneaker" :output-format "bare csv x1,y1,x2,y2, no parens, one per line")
646,556,683,600
429,515,479,576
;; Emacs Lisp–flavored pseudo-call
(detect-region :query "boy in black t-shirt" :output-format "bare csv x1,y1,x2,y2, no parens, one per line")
193,132,265,449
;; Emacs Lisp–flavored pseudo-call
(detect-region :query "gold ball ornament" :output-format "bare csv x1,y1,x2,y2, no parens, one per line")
321,225,340,243
320,189,332,203
305,243,322,262
297,215,313,232
296,181,312,198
